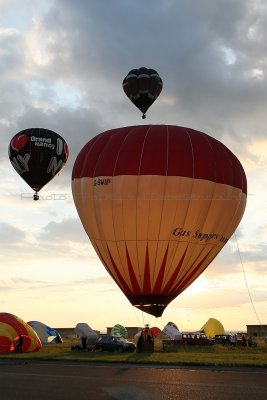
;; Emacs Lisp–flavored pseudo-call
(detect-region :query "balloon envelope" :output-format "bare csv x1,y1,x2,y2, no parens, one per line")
123,67,162,118
8,128,69,195
163,322,182,340
0,312,41,353
135,326,161,339
27,321,63,344
149,327,161,338
199,318,225,338
72,125,247,317
74,323,98,340
111,324,128,338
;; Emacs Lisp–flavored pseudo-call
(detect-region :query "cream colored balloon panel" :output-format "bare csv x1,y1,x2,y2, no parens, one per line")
92,176,118,242
108,175,125,241
134,175,177,242
72,179,94,237
113,175,138,241
172,180,217,237
223,192,247,240
136,176,153,241
166,178,198,244
171,180,229,276
101,240,131,289
155,177,190,240
72,178,105,241
159,178,216,288
199,184,245,241
149,240,173,289
146,176,195,290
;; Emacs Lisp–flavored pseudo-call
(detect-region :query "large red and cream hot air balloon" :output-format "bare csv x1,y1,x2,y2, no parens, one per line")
72,125,247,317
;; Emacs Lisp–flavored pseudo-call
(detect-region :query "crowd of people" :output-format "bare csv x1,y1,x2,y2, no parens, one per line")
228,333,257,347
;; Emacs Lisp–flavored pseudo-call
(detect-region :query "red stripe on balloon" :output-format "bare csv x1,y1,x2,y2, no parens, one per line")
106,246,132,294
152,245,169,293
0,313,28,336
22,335,31,352
161,248,187,294
0,336,12,353
125,245,142,294
171,250,212,296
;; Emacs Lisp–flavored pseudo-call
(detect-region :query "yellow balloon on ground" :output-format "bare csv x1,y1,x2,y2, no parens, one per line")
200,318,225,337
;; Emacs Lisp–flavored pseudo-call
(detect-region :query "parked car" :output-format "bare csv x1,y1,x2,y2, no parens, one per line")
162,332,212,349
213,334,232,345
94,335,136,353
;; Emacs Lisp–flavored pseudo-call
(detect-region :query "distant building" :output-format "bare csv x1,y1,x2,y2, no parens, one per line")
246,324,267,337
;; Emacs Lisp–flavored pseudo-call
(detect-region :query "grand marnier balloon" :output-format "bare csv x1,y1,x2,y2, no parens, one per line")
123,67,163,119
72,125,247,317
8,128,69,200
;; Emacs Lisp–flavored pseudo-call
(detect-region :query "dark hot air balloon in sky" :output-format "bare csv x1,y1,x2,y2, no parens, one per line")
8,128,69,200
123,67,163,119
72,125,247,317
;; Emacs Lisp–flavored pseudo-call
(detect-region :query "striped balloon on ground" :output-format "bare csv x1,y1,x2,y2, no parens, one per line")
0,312,41,353
72,125,247,317
27,321,63,344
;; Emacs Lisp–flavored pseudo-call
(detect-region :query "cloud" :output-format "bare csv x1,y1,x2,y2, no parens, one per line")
32,0,267,137
0,216,95,264
0,275,113,292
170,281,267,311
1,0,267,166
0,222,27,244
37,217,88,243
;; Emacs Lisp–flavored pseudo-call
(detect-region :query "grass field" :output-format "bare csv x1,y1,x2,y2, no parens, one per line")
1,338,267,368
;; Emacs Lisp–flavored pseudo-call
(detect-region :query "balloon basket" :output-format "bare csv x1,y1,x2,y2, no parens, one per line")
139,341,154,353
33,193,39,201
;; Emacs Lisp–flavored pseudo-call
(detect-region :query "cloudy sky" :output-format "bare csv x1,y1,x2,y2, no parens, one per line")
0,0,266,333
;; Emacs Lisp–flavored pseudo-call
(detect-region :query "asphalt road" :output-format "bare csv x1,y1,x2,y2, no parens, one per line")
0,360,266,400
